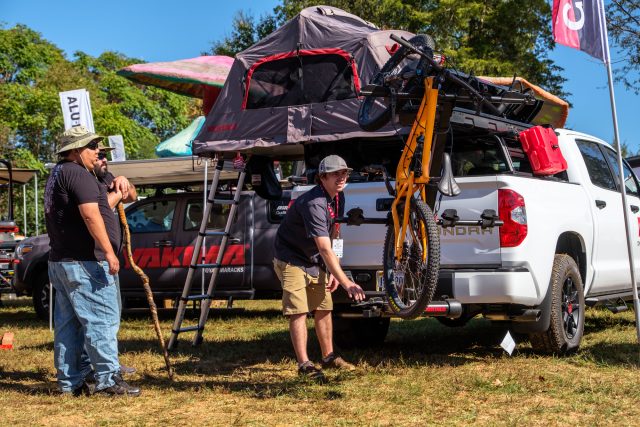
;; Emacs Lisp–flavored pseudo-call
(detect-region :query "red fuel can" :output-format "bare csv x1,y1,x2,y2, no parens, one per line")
518,126,567,176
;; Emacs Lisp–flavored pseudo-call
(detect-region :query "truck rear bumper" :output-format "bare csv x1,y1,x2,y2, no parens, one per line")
439,268,538,305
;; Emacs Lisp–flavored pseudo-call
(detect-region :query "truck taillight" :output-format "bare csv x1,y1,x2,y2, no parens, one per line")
498,189,527,247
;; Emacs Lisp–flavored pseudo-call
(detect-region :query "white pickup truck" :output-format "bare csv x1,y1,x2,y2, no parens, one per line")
297,109,640,355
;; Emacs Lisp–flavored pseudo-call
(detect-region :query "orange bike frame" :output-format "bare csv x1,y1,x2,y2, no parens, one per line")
391,77,439,262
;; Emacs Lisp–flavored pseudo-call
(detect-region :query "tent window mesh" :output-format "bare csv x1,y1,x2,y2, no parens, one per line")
246,54,356,109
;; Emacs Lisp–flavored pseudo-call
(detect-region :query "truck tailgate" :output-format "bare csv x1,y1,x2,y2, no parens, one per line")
438,177,501,267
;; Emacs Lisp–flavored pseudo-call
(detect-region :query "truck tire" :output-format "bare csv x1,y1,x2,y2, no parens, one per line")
32,271,53,321
333,315,390,348
529,254,584,355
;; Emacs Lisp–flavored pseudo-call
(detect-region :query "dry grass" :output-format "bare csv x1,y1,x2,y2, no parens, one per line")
2,297,640,426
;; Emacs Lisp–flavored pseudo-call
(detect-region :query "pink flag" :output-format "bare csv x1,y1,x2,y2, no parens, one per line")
552,0,609,62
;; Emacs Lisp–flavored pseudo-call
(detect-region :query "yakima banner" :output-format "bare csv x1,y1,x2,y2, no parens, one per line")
59,89,95,132
108,135,126,162
552,0,609,62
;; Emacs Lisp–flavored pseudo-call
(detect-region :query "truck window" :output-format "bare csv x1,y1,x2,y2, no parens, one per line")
450,137,510,176
184,200,230,230
126,200,176,233
576,140,617,191
600,146,640,197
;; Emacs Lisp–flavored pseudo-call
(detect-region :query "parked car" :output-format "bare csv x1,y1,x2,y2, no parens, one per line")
13,189,291,319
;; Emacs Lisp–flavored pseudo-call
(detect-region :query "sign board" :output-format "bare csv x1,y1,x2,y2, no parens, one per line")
108,135,126,162
58,89,95,132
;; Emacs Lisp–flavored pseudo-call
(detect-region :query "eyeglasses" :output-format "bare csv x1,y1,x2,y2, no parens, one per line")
97,152,108,160
85,140,100,150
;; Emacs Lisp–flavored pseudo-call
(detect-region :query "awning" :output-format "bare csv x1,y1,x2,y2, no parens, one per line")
107,156,239,187
0,168,39,185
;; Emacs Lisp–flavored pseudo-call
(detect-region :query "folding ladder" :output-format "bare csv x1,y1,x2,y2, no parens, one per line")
167,156,246,349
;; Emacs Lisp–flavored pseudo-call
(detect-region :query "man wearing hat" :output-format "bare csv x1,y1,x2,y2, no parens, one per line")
45,126,140,396
273,155,366,382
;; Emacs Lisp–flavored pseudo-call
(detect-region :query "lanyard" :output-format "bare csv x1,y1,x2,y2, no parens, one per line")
321,185,340,237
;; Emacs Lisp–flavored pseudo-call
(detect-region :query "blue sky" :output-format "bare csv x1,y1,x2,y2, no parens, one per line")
3,0,638,152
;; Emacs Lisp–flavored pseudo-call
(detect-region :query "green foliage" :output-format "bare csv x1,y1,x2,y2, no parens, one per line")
206,11,278,56
607,0,640,94
0,24,198,165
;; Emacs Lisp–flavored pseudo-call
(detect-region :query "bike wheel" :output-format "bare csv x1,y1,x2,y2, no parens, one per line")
358,34,435,132
383,197,440,319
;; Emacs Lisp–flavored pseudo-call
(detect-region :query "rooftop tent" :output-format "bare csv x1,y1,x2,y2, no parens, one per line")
192,6,413,158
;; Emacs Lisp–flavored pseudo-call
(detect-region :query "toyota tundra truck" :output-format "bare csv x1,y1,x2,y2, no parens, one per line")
297,108,640,354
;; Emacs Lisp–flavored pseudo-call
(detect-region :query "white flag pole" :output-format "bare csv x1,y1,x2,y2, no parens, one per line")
599,0,640,342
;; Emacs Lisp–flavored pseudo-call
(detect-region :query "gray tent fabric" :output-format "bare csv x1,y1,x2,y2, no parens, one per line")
193,6,412,158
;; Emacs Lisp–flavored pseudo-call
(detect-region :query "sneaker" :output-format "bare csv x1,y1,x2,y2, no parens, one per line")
96,374,141,397
321,353,356,371
298,361,327,383
119,365,136,375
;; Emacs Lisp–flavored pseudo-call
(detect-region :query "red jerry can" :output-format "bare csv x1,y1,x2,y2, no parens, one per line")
518,126,568,176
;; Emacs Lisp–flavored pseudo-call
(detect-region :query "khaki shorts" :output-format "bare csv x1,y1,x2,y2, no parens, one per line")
273,258,332,315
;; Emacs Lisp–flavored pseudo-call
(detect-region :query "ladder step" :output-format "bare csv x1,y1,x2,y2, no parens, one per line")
207,198,236,205
190,263,221,269
198,230,228,237
172,325,204,334
181,294,211,302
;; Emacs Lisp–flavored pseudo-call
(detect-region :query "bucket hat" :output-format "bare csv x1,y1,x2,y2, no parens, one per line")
318,155,353,174
57,126,104,154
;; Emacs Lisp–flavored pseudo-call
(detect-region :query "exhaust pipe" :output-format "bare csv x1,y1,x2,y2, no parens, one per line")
423,300,463,319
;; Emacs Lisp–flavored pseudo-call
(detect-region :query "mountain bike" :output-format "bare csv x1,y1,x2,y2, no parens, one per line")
358,34,537,319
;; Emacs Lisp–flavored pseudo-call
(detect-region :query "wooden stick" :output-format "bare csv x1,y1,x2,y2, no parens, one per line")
117,203,174,380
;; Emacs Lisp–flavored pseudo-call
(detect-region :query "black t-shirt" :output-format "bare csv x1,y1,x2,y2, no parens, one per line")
45,161,120,261
99,172,123,256
273,185,344,268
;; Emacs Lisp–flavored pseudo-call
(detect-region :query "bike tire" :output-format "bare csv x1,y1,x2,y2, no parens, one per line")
383,197,440,319
358,34,435,132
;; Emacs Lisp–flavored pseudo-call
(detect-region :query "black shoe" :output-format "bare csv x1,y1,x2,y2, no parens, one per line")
298,361,327,384
119,365,136,375
72,380,95,397
96,375,141,397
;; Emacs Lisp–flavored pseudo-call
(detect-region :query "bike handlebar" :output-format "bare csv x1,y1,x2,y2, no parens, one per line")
389,34,503,116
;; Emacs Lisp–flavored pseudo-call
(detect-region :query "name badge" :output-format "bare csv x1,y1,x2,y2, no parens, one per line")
332,238,344,258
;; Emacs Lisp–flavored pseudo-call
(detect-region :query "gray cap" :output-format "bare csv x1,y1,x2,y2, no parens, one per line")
318,155,352,174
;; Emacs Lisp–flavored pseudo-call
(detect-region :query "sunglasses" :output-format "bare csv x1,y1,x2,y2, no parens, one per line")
97,152,108,160
85,140,100,150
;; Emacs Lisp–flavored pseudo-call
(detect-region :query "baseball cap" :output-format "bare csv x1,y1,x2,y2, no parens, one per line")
57,126,105,154
97,141,115,152
318,155,352,174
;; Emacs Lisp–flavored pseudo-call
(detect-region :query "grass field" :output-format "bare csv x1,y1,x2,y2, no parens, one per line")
1,297,640,426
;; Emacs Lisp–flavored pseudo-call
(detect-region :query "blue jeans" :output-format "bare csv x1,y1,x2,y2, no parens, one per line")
49,260,121,392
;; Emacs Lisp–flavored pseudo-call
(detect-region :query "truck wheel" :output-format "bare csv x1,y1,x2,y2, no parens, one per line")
32,272,53,321
333,315,390,348
529,254,585,355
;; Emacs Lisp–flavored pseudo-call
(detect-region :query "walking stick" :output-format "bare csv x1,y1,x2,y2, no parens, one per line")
117,202,174,380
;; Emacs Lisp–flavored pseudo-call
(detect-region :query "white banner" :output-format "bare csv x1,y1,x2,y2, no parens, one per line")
59,89,95,132
108,135,126,162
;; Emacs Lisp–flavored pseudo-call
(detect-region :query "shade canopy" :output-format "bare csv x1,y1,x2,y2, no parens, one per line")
107,156,237,186
0,168,38,185
117,56,234,113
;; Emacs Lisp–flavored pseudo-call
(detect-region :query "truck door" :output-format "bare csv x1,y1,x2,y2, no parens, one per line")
576,140,640,293
173,194,249,297
121,197,178,289
601,146,640,288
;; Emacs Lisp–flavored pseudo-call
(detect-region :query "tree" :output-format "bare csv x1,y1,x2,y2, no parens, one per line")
207,11,278,56
0,24,198,164
607,0,640,94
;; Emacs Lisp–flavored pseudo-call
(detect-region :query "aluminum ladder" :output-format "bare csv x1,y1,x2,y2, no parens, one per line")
167,157,246,349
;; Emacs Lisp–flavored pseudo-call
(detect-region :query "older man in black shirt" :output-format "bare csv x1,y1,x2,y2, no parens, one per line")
45,126,140,396
274,155,365,382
